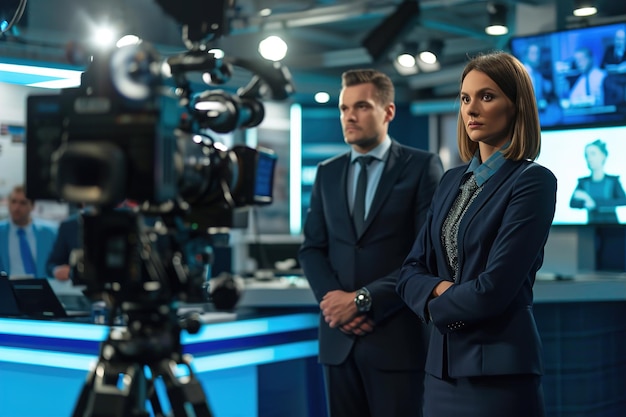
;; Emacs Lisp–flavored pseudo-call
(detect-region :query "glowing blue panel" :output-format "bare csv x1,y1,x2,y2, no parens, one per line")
192,340,318,372
0,318,108,341
182,313,317,343
0,346,96,370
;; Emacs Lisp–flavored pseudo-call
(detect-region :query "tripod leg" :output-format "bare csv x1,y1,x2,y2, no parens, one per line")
72,363,98,417
155,357,214,417
72,361,151,417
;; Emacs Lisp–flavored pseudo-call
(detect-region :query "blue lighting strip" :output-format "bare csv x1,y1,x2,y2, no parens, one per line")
0,346,96,371
0,314,317,343
192,340,318,372
0,318,108,340
181,313,318,343
0,340,318,374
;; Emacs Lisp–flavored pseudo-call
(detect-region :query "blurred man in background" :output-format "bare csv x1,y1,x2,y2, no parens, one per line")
0,185,57,277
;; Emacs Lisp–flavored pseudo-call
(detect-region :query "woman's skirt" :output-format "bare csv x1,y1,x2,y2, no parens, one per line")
423,372,546,417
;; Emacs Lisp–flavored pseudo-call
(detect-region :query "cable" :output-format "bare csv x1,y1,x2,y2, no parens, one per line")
1,0,27,34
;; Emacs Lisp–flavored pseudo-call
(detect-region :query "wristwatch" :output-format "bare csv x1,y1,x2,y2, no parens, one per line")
354,287,372,312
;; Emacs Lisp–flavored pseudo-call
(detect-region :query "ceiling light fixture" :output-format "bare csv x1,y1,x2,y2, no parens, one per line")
418,40,444,65
485,3,508,36
573,0,597,17
396,52,417,68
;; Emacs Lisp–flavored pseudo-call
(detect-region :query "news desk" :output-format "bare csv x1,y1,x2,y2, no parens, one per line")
0,309,324,417
1,275,626,417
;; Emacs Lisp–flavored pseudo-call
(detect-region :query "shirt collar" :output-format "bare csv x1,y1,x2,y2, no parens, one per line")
10,222,33,233
465,142,510,187
351,136,391,163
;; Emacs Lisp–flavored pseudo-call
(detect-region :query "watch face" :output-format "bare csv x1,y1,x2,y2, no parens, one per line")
355,291,371,311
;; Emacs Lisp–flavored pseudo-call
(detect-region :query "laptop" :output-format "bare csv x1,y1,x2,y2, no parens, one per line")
0,275,21,317
8,278,75,318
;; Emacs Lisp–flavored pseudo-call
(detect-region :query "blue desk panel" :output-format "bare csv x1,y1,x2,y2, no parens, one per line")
0,313,322,417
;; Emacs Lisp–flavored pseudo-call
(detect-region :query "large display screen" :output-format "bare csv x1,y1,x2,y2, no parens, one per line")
537,125,626,225
510,22,626,129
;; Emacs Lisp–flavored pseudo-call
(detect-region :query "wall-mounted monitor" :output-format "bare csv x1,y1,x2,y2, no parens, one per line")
510,22,626,129
537,125,626,225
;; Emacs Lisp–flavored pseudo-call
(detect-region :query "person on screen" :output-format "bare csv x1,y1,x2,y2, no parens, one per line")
601,28,626,105
570,139,626,224
568,47,607,107
522,43,553,110
396,51,556,417
601,28,626,72
0,185,58,278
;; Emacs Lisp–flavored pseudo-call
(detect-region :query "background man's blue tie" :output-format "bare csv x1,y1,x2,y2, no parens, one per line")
17,228,37,276
353,156,375,236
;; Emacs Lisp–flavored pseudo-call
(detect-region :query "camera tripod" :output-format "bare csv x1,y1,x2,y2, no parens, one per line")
71,302,213,417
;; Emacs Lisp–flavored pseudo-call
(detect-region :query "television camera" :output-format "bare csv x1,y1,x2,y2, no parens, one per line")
23,1,295,416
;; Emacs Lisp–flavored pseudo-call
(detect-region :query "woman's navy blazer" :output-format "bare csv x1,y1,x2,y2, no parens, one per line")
397,159,557,379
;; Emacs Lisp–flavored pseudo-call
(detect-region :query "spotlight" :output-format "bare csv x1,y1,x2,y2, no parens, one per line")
314,92,330,104
418,40,443,65
485,3,508,36
397,52,416,68
258,35,288,61
573,0,597,17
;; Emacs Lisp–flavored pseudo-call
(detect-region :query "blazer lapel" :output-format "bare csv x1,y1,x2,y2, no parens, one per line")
431,167,468,238
328,153,356,237
361,142,403,235
456,160,521,267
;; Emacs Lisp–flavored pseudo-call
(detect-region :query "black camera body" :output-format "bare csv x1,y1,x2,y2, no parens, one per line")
26,86,178,206
24,11,294,306
26,40,289,229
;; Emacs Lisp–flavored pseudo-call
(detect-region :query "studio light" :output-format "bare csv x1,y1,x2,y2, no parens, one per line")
418,40,443,65
573,0,598,17
314,92,330,104
396,51,416,68
258,35,288,61
485,3,508,36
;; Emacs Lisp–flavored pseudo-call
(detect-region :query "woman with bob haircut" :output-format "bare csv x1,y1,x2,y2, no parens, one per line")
396,51,557,417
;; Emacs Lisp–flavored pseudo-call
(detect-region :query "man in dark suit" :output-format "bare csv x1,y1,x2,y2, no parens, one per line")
46,213,80,281
299,69,444,417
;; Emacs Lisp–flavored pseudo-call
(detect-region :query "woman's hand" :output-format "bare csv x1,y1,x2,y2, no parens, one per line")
432,280,454,297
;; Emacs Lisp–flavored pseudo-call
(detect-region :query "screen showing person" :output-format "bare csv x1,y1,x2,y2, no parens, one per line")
510,21,626,128
536,125,626,224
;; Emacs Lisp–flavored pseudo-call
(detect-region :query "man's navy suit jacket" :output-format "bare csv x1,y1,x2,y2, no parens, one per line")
299,140,444,369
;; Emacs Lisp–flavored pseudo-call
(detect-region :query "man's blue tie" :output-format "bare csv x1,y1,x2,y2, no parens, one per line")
17,228,37,276
353,156,375,236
